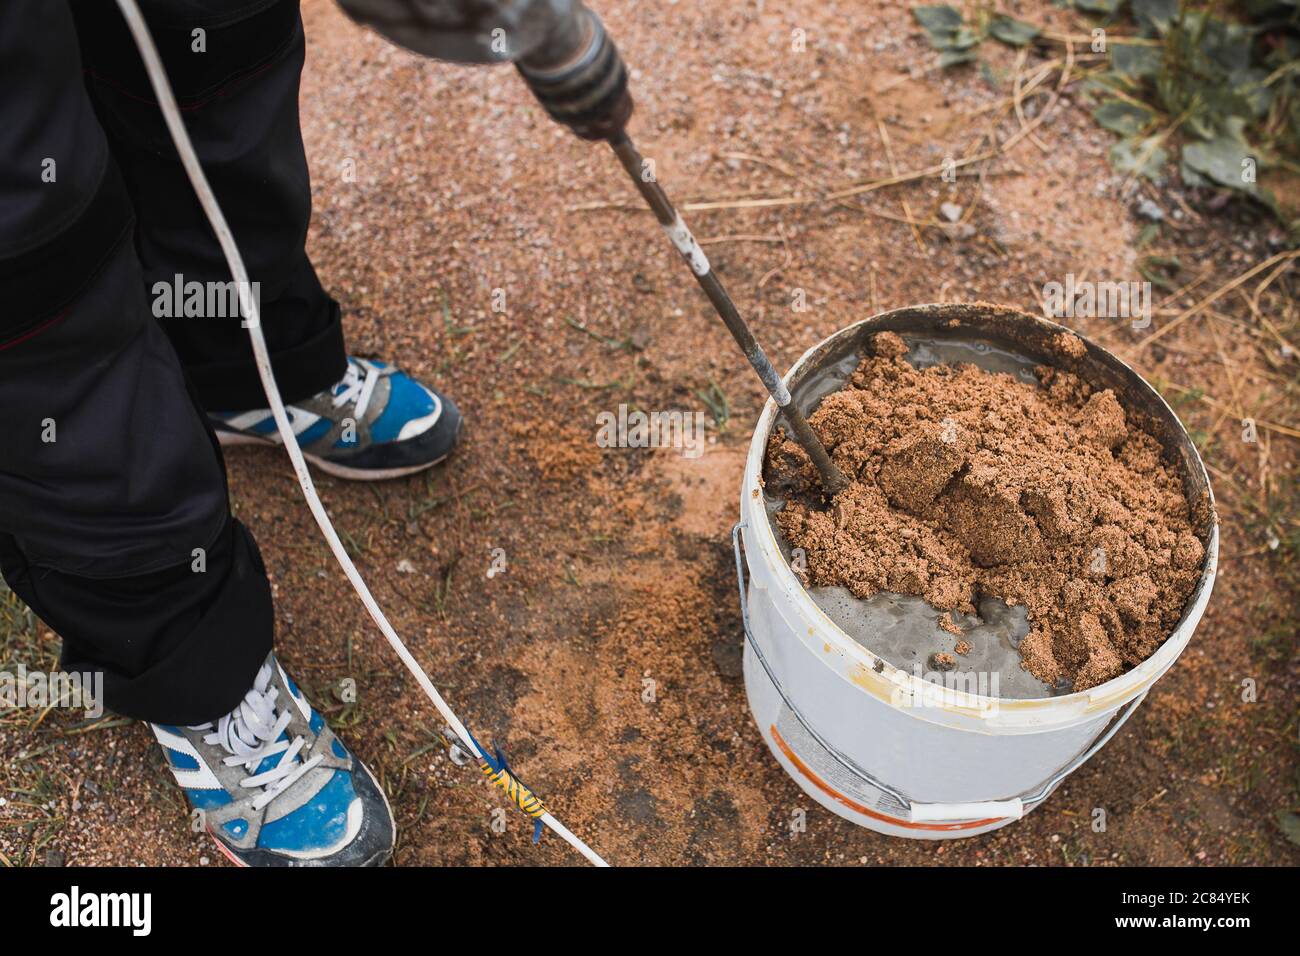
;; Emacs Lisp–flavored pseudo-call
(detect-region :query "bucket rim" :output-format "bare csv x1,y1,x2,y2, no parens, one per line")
741,302,1219,721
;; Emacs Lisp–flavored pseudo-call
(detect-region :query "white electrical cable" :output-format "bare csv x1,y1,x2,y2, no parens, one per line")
114,0,608,867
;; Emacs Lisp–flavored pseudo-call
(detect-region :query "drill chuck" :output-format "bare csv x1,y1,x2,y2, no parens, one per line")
517,7,633,141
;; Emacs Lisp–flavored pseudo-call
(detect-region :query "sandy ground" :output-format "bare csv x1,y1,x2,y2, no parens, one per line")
1,0,1296,867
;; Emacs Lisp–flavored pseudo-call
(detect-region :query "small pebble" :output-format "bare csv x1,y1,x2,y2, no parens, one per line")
1135,197,1164,221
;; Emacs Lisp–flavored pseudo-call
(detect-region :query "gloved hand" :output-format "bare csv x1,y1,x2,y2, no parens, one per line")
335,0,633,140
334,0,572,65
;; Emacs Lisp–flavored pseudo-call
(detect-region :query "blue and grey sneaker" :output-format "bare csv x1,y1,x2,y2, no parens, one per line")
212,356,461,481
150,654,394,867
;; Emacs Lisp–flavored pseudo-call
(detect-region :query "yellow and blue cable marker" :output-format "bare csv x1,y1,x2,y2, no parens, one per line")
467,730,548,843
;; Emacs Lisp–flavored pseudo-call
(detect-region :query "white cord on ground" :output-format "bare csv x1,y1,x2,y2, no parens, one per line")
114,0,608,868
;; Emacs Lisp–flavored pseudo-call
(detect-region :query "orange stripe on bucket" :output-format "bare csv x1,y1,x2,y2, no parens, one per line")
770,725,1005,832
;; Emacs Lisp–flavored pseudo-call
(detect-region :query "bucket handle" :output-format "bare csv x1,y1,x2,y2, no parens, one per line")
732,521,1147,824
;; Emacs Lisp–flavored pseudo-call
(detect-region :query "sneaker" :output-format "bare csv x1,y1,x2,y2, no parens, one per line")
211,356,461,480
150,653,394,867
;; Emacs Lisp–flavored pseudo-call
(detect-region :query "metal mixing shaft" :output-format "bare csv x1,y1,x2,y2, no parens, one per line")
607,134,848,494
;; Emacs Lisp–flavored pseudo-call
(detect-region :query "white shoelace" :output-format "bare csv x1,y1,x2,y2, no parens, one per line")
191,662,323,812
332,359,383,423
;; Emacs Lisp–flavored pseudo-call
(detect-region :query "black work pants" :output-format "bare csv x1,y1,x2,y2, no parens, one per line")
0,0,348,723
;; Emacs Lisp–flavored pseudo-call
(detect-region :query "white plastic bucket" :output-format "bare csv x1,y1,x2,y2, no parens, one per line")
737,304,1218,839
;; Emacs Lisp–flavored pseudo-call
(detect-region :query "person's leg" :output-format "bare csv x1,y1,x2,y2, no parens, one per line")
0,1,393,865
68,0,345,409
69,0,462,481
0,0,269,725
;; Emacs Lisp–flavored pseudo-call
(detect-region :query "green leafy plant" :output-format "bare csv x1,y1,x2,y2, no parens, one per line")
913,4,1041,67
912,1,1299,225
1087,0,1295,216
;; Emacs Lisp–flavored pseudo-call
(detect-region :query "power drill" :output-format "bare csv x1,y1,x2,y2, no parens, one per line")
335,0,633,141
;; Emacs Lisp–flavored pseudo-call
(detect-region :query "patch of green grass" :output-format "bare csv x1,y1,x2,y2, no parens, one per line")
0,581,39,672
563,315,635,351
695,376,731,431
1138,254,1183,290
435,288,477,374
0,584,70,867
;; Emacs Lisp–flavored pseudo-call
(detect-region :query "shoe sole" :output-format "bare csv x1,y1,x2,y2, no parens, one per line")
215,425,458,481
205,764,395,868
